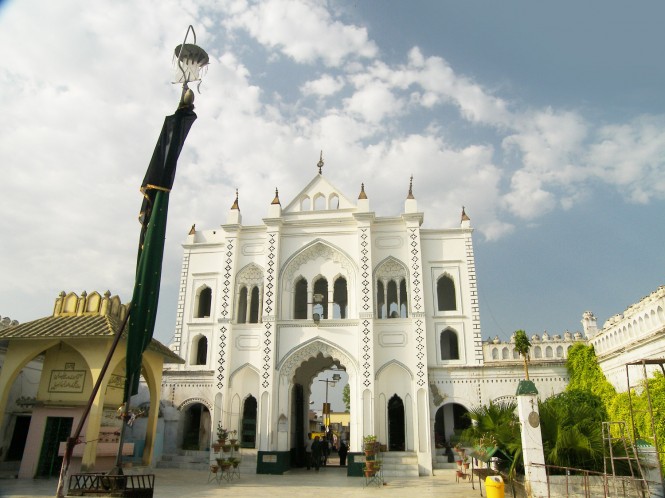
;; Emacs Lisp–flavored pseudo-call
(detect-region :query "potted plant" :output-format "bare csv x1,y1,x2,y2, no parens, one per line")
363,435,377,455
229,457,241,468
229,430,238,445
216,423,229,443
463,455,470,470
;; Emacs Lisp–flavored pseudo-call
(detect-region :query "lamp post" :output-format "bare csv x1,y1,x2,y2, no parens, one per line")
319,372,342,439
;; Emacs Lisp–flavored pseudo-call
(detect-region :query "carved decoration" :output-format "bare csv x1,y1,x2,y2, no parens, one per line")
282,240,354,284
280,340,355,381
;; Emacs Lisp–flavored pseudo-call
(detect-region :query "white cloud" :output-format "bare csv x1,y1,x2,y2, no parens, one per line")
223,0,378,67
300,74,345,97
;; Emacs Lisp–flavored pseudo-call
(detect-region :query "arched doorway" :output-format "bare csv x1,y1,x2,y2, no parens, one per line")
388,395,405,451
241,395,257,448
434,405,445,447
436,402,470,442
182,403,210,450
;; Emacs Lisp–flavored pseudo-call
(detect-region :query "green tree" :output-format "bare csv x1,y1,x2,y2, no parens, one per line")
539,390,607,471
513,330,531,380
342,383,350,412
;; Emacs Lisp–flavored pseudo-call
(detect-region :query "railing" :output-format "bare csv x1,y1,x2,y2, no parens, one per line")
67,473,154,497
531,463,648,497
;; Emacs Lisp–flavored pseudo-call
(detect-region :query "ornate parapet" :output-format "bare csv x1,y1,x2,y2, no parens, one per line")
591,285,665,357
52,290,128,321
483,331,585,364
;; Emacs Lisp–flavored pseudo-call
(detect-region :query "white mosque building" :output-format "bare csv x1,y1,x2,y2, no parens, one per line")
160,159,578,475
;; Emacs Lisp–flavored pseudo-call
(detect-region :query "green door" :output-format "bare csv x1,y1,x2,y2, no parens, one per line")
36,417,73,478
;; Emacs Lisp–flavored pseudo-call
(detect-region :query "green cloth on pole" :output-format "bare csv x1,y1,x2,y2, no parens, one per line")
125,188,169,396
124,105,196,398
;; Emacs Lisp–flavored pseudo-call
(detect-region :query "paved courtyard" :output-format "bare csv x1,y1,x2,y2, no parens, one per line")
0,466,487,498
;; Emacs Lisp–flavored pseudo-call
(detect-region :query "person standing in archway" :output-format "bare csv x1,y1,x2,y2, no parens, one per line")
305,433,314,470
338,440,348,467
311,436,322,471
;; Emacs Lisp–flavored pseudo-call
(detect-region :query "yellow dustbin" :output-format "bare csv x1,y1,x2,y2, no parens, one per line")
485,475,504,498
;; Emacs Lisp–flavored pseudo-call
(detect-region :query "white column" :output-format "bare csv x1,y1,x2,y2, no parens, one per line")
517,381,548,498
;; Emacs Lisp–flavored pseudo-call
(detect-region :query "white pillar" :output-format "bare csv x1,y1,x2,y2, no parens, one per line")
516,380,548,498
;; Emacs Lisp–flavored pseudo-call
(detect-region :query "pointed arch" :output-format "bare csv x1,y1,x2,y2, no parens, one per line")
436,273,456,311
194,285,212,318
278,338,357,381
375,256,409,319
440,328,459,360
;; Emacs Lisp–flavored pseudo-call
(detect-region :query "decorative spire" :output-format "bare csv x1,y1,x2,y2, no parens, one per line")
231,188,239,210
406,175,414,199
461,206,470,222
358,183,367,200
271,187,281,205
317,150,324,174
188,223,196,235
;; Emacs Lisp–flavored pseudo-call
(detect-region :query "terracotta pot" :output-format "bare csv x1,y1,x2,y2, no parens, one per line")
456,460,462,466
364,469,376,477
463,463,470,469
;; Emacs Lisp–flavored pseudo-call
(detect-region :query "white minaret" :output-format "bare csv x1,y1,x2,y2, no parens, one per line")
581,311,598,339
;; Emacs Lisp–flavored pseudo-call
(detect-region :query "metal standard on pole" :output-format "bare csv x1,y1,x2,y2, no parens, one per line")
54,26,207,498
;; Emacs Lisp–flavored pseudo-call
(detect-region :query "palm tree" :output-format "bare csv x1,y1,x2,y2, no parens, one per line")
513,330,531,380
539,390,608,472
461,400,522,476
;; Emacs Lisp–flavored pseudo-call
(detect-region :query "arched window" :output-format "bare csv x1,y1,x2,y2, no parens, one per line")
294,278,308,319
545,346,553,358
329,193,339,209
313,278,328,319
399,279,408,318
512,348,520,359
249,286,260,323
375,258,408,319
237,287,248,324
301,196,311,211
437,275,456,311
193,336,207,365
313,194,325,210
196,286,212,318
333,277,348,319
376,280,385,318
440,329,459,360
492,348,499,360
534,346,542,359
387,280,398,317
556,345,563,358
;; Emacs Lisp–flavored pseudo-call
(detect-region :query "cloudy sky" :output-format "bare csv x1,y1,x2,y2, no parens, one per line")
1,0,664,351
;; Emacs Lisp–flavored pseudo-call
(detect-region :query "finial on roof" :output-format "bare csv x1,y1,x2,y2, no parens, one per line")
407,175,414,199
189,223,196,235
317,151,324,174
271,188,281,205
358,183,367,200
231,188,239,210
461,206,470,222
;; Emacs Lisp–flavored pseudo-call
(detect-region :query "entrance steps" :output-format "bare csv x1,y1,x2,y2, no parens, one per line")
432,448,458,476
157,448,258,474
380,451,419,477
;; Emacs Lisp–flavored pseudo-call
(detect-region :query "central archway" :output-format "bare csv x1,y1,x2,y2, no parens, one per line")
278,339,358,460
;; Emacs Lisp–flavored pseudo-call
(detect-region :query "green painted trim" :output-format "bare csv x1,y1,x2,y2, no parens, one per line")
347,453,365,477
516,380,539,395
256,451,291,474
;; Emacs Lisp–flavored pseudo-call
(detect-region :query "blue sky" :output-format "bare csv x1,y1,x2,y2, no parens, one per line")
0,0,664,355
